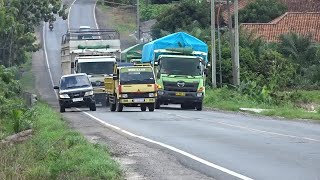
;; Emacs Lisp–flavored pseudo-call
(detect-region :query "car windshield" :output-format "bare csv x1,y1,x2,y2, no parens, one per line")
78,61,114,75
160,57,202,76
120,68,155,85
60,75,91,90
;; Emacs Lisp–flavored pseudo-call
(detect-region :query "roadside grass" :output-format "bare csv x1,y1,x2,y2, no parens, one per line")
0,102,122,179
204,88,320,120
97,4,136,39
20,53,36,94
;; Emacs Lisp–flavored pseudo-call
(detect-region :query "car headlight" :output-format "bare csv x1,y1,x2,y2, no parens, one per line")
59,94,70,99
121,94,128,98
149,93,155,97
85,90,94,96
196,93,203,97
158,91,164,95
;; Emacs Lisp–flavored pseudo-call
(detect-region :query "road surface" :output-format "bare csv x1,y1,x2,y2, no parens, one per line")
40,0,320,179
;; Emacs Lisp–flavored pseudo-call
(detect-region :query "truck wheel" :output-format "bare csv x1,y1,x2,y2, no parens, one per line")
90,103,96,111
155,101,160,109
195,102,203,111
148,104,155,112
60,105,65,113
110,103,116,112
141,105,147,111
181,103,187,109
116,101,123,112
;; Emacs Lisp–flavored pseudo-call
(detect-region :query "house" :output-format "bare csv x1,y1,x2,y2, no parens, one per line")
240,12,320,42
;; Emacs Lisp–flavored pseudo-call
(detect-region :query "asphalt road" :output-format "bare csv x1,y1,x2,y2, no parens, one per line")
42,0,320,179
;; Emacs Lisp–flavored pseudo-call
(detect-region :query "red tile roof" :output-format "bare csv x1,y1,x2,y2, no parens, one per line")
281,0,320,12
240,12,320,42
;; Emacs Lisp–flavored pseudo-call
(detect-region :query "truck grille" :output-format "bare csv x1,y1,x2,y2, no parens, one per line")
163,81,198,92
68,92,85,98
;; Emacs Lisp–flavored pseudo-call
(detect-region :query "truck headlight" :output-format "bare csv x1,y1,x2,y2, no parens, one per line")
85,91,94,96
59,94,70,99
121,94,128,98
149,93,155,97
196,93,203,97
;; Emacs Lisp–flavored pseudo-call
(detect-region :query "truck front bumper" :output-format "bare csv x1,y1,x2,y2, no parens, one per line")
120,98,156,104
59,96,95,108
157,90,203,104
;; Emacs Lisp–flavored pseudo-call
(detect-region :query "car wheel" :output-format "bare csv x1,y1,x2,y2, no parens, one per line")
60,105,65,113
148,104,155,112
90,103,96,111
155,101,160,109
195,102,203,111
141,105,147,111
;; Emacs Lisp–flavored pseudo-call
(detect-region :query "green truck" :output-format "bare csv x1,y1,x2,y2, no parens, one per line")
141,32,209,111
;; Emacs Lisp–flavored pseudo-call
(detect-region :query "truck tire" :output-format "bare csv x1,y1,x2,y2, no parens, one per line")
90,103,96,111
110,103,116,111
141,105,147,111
60,105,65,113
116,101,123,112
195,102,203,111
148,104,155,112
155,101,160,109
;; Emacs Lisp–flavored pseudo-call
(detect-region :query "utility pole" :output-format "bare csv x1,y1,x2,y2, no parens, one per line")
233,0,240,86
211,0,217,88
136,0,140,42
227,0,235,74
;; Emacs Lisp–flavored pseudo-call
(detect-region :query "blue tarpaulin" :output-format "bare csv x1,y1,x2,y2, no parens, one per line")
141,32,208,63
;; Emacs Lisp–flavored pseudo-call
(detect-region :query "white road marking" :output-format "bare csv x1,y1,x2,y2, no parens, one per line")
81,111,254,180
42,24,58,99
68,0,77,30
216,121,320,142
93,1,99,29
43,0,255,179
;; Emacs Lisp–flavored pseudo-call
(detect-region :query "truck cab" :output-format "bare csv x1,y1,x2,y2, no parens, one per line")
154,53,206,111
73,56,116,106
105,64,157,112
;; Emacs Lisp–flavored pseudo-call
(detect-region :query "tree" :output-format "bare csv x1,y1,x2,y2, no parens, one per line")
0,0,68,67
239,0,287,23
151,0,211,39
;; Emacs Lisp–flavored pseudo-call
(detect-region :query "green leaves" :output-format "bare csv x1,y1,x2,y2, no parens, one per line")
0,0,67,67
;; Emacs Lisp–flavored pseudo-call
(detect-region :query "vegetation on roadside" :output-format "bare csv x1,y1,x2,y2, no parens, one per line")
0,0,68,67
0,103,122,179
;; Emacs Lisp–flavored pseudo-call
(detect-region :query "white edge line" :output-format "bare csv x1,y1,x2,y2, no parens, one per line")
42,24,58,99
68,0,77,29
93,0,99,29
44,1,253,180
81,112,254,180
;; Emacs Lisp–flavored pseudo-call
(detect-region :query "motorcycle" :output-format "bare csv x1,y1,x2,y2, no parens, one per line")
49,23,53,31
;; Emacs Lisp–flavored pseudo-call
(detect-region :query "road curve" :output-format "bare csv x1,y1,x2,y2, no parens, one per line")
42,0,320,179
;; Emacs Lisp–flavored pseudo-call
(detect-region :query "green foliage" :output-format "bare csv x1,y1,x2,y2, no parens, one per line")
0,0,67,67
239,0,287,23
151,0,210,39
141,3,173,21
0,103,122,179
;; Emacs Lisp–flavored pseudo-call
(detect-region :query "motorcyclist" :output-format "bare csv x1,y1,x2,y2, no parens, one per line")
49,20,54,31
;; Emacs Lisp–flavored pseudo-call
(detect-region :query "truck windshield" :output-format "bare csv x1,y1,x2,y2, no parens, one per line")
159,57,201,76
120,68,155,85
78,62,114,75
60,75,91,90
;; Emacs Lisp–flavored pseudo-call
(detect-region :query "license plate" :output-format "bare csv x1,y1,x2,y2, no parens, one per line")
134,98,145,103
176,92,186,96
72,97,83,102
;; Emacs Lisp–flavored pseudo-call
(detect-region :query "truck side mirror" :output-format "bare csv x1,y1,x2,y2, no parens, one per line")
53,86,59,89
113,75,118,80
71,62,75,68
204,69,208,76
